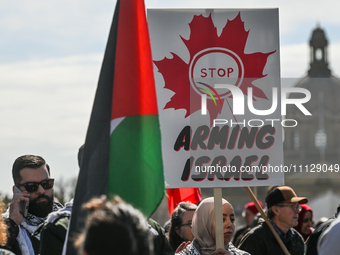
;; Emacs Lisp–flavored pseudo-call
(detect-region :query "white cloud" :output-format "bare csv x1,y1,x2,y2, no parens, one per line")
329,43,340,77
280,43,309,78
0,54,102,195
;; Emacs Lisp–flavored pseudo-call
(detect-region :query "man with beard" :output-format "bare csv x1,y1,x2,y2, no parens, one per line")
2,155,63,255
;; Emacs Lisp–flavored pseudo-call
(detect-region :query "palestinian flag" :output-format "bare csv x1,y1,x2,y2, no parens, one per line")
65,0,164,253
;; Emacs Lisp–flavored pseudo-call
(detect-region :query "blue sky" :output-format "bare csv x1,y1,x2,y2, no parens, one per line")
0,0,339,197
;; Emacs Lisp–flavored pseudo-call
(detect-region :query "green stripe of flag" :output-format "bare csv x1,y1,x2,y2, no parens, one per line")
108,114,164,217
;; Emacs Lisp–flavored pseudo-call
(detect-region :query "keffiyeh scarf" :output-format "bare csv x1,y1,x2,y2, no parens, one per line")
3,202,63,255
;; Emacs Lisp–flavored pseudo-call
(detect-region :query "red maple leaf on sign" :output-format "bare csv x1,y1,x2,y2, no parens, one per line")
154,12,276,124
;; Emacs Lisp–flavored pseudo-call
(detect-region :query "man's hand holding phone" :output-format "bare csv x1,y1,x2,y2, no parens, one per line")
10,187,30,225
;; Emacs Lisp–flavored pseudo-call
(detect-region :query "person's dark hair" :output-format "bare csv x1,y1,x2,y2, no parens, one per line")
169,202,197,251
12,155,49,185
267,206,275,219
75,196,152,255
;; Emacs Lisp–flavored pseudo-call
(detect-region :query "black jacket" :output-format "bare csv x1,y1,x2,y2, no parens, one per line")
238,220,304,255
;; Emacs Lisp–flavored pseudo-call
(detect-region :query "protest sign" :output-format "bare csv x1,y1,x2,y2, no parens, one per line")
149,9,284,188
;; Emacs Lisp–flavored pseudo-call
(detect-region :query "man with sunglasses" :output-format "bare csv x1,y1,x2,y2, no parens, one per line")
239,186,308,255
3,155,63,255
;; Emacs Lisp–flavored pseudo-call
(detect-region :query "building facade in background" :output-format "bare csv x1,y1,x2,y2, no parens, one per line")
284,26,340,211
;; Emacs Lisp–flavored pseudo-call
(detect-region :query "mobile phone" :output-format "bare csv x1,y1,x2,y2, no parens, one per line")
14,186,29,217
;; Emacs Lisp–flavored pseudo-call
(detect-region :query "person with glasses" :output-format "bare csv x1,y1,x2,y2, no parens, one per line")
239,186,308,255
294,204,314,241
169,202,197,252
2,155,63,255
176,197,249,255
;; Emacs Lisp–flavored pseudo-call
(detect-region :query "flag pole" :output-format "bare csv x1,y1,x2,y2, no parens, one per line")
214,187,224,249
253,186,258,198
244,187,290,255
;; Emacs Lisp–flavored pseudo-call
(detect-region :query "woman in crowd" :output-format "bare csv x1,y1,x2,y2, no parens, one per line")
169,202,197,251
176,197,249,255
294,204,314,241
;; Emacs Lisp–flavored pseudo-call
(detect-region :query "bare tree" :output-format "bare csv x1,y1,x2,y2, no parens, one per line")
54,176,78,205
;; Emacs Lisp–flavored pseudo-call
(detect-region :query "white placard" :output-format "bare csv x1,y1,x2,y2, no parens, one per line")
149,9,284,188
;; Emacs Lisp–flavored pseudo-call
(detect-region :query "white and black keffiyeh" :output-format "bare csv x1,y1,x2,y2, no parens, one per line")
3,202,63,255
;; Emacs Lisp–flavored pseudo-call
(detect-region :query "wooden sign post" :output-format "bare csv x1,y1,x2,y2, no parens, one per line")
214,187,224,249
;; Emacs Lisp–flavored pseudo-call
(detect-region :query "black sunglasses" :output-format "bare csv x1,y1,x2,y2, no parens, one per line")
17,179,54,193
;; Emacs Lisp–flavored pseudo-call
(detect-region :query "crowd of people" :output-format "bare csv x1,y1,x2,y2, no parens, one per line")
0,154,340,255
